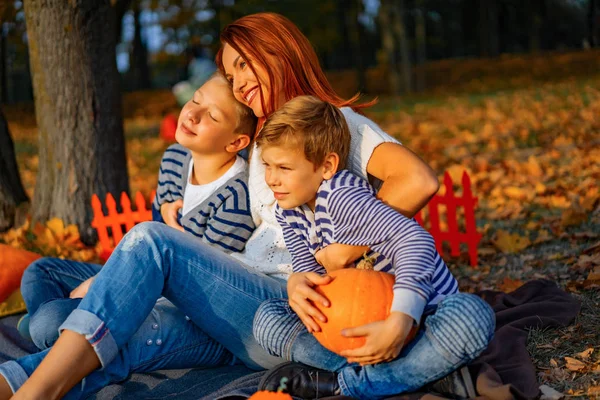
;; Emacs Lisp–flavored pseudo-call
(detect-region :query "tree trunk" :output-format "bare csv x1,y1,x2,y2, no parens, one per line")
345,0,366,92
129,0,151,90
391,0,412,93
0,24,7,104
0,107,29,231
23,0,129,244
378,0,401,95
415,0,426,92
528,0,543,53
590,0,597,47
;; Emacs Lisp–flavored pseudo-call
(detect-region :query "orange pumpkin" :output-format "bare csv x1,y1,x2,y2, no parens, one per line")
248,391,292,400
0,244,42,303
248,377,292,400
312,266,418,355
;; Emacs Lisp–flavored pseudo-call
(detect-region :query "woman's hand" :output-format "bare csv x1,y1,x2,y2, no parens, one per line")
339,311,415,366
69,276,96,299
287,272,333,333
314,244,369,273
160,200,185,231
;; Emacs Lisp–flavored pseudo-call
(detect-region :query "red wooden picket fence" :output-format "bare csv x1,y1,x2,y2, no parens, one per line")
414,171,482,266
91,191,156,261
91,171,482,266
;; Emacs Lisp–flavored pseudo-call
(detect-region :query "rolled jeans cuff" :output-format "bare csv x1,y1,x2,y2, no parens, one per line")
0,360,29,393
59,309,118,369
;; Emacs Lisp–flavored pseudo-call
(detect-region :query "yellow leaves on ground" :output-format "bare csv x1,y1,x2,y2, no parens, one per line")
493,230,531,253
0,218,98,263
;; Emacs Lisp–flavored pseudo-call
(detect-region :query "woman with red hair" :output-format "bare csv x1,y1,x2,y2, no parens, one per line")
2,13,461,400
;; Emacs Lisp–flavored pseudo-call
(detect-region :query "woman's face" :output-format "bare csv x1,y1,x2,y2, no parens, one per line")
221,43,285,118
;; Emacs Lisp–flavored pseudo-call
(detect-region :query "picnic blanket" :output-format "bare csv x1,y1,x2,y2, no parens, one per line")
0,279,580,399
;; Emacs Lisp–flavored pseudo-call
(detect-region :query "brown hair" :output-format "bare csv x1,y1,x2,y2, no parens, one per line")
208,72,257,139
257,96,350,170
215,12,376,121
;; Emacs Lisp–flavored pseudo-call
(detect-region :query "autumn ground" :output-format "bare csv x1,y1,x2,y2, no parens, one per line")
2,53,600,397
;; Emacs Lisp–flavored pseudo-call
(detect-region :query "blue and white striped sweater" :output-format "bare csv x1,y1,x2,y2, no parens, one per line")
152,144,255,253
276,169,458,322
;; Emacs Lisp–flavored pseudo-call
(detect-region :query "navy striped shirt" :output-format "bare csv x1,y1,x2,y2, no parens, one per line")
276,170,459,322
152,144,255,253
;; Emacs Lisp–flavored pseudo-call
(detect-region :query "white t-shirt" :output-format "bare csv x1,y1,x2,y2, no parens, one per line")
182,155,247,216
230,107,399,280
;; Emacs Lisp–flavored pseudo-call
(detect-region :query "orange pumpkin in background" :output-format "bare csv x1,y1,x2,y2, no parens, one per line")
0,244,42,303
312,264,418,355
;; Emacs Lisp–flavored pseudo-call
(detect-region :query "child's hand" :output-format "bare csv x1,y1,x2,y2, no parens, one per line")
287,272,333,333
70,276,96,299
160,200,184,231
315,244,370,273
339,311,415,366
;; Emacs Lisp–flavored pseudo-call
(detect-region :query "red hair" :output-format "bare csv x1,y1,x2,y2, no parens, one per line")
215,12,376,120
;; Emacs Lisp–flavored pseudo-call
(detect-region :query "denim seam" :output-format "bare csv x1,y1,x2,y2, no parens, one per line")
284,322,307,361
337,369,353,398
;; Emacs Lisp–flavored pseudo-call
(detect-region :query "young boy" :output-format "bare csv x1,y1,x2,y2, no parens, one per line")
17,72,257,353
253,96,495,400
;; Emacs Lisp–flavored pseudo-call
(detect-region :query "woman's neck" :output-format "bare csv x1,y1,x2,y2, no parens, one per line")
189,151,237,186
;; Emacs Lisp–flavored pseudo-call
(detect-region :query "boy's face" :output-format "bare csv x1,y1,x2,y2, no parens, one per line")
176,78,245,155
261,144,334,211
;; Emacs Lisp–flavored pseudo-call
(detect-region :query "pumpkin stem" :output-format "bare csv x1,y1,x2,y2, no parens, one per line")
356,251,376,270
277,377,289,392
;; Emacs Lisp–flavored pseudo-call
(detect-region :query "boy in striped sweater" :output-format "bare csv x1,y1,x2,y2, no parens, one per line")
17,72,257,350
252,96,495,399
151,73,256,253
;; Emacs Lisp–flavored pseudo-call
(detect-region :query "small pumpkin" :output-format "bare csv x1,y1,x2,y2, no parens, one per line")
249,377,292,400
0,244,42,303
312,259,418,355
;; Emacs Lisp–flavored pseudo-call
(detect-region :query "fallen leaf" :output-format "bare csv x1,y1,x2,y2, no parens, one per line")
575,348,594,361
550,358,559,367
539,384,564,400
494,230,531,253
589,386,600,397
587,266,600,282
498,277,524,293
564,356,586,372
561,208,589,227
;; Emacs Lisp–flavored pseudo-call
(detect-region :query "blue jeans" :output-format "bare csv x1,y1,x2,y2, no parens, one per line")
0,222,287,397
254,293,496,399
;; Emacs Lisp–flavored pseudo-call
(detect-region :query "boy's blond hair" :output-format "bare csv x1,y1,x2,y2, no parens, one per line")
209,72,258,139
257,96,350,169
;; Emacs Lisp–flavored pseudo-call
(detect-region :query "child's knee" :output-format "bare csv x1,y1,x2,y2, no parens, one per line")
29,300,80,350
253,299,299,358
427,293,496,359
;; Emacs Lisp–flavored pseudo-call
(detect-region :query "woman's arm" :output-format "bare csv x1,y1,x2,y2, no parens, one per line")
368,142,439,218
316,142,439,270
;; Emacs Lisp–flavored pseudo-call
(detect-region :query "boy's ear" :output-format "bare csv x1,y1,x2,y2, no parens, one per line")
226,134,251,153
321,152,339,180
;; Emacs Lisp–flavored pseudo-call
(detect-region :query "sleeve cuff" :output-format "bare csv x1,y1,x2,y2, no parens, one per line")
391,287,428,323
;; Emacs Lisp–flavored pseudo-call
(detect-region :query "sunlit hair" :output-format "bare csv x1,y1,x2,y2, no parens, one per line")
256,96,350,170
207,72,257,139
215,12,376,120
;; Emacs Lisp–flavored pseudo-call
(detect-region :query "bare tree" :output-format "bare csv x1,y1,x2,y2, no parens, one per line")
23,0,129,244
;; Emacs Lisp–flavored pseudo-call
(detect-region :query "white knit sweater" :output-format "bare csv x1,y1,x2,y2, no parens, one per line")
230,107,399,279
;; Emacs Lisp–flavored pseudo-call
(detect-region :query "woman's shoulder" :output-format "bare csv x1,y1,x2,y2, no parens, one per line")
339,107,397,142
